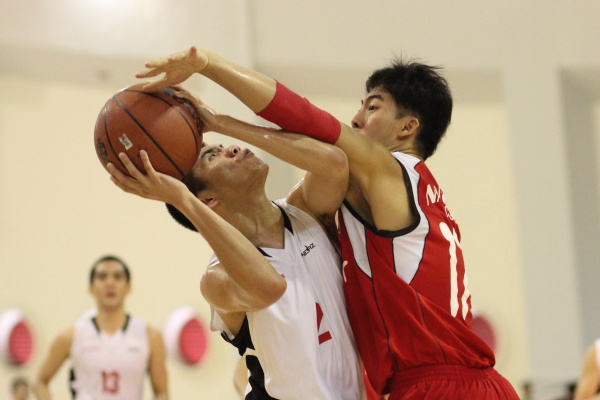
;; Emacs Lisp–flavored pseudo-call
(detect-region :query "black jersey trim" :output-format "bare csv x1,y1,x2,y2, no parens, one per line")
90,314,131,335
69,368,76,399
122,314,131,332
273,202,293,233
342,157,420,238
245,355,280,399
221,316,254,356
91,317,100,334
220,317,279,399
258,203,293,258
256,247,271,258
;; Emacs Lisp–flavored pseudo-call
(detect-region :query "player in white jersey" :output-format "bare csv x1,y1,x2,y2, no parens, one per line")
107,93,365,399
574,339,600,399
33,255,168,400
211,199,360,399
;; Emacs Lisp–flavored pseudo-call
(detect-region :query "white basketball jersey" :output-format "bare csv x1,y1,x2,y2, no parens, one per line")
211,199,364,400
70,315,149,400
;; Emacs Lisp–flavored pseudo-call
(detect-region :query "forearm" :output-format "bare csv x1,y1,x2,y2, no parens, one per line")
152,392,169,400
199,50,341,144
200,50,276,113
32,382,52,400
213,115,345,176
175,193,283,299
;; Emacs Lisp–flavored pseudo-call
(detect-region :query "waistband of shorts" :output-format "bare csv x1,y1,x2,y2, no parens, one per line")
390,365,500,389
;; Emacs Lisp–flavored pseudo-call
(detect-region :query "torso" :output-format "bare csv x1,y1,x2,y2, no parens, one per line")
340,151,495,394
69,314,149,400
210,199,364,400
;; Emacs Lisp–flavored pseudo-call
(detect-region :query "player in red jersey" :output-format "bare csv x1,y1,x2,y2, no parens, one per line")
136,46,519,400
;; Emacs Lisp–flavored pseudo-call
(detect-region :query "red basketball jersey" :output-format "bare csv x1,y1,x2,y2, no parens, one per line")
340,152,495,395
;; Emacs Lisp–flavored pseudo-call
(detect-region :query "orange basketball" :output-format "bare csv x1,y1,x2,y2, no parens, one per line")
94,83,203,179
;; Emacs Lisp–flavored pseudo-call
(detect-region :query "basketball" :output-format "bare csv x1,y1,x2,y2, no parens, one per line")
94,83,203,180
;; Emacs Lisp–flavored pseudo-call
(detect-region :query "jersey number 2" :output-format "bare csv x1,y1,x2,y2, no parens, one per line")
440,222,470,320
316,303,332,344
101,370,120,394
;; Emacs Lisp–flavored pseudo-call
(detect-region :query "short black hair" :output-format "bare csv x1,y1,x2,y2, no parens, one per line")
366,58,453,160
166,203,198,232
89,255,131,284
164,168,209,232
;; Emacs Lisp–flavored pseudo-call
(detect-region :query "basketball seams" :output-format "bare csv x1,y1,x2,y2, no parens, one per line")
124,89,201,152
93,84,203,180
101,102,129,173
112,94,185,179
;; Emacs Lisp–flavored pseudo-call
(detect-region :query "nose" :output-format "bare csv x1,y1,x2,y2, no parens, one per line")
226,145,241,157
351,114,362,129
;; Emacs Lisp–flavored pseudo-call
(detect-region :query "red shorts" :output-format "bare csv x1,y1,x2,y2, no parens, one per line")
388,365,519,400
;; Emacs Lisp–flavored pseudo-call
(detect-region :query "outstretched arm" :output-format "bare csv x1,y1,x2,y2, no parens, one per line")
137,47,341,145
180,91,347,220
137,47,275,112
139,48,406,230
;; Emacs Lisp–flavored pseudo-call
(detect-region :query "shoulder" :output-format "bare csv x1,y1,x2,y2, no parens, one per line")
51,326,75,352
145,325,165,348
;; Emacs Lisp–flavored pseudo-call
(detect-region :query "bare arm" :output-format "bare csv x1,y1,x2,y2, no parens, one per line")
139,48,407,230
147,326,169,400
233,356,248,398
107,153,286,325
575,345,600,400
137,46,275,112
32,328,74,400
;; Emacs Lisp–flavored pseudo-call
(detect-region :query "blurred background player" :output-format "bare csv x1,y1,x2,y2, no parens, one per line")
32,255,168,400
107,92,365,399
574,340,600,400
11,376,30,400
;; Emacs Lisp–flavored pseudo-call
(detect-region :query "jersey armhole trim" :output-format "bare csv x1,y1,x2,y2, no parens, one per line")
343,158,421,238
221,316,254,356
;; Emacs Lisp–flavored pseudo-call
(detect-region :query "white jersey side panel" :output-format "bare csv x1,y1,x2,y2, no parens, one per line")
70,315,149,400
340,151,428,284
210,199,364,400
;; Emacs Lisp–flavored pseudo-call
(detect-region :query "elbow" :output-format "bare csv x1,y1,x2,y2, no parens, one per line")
254,278,287,310
325,146,349,176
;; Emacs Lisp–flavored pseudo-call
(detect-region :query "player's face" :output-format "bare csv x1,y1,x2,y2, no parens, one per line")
193,143,266,188
89,260,130,309
351,88,407,148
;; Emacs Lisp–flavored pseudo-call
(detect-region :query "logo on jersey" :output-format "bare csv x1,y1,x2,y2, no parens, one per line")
425,184,455,221
425,184,445,206
301,243,316,256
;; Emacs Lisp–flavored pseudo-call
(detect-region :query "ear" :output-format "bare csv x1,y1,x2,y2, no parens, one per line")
200,195,221,210
399,116,420,138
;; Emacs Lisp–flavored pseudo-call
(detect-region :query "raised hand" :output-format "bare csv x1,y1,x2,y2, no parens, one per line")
173,88,218,132
136,46,210,92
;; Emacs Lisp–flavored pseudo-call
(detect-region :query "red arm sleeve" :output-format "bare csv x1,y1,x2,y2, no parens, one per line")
256,81,341,144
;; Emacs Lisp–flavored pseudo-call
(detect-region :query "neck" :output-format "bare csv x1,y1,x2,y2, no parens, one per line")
95,307,127,334
222,196,284,248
